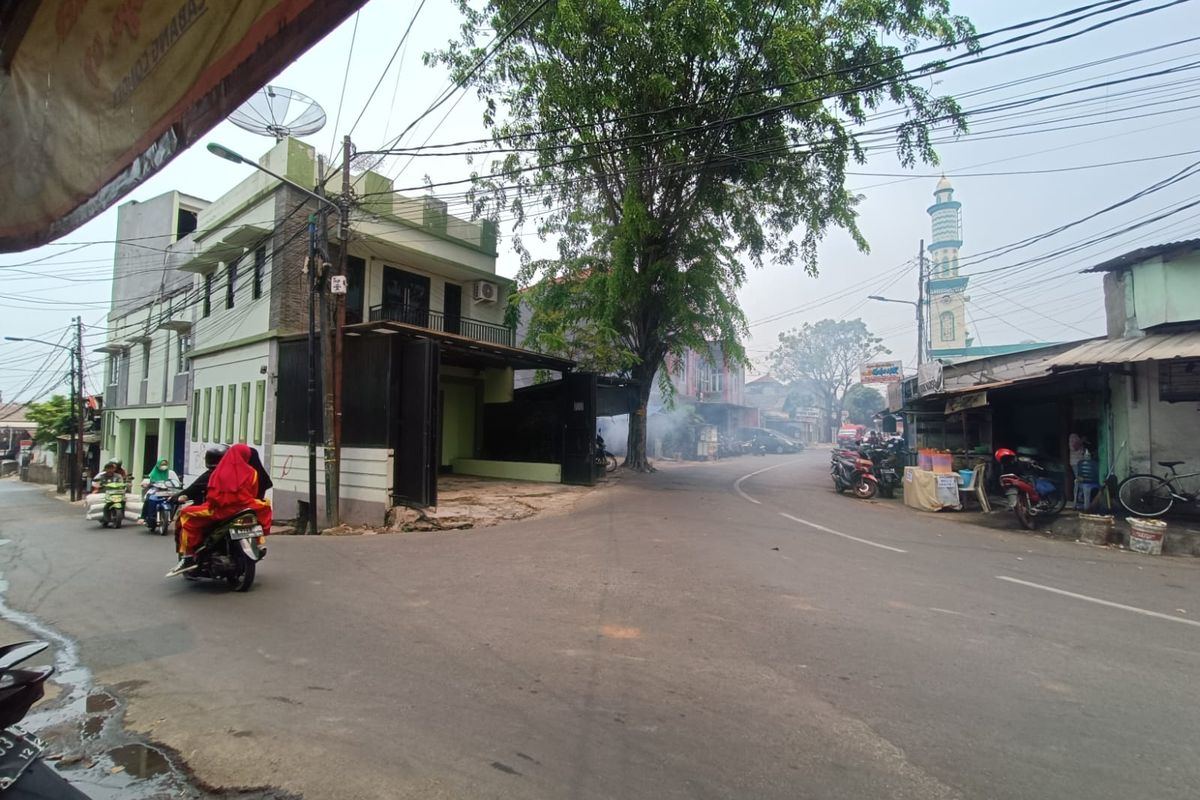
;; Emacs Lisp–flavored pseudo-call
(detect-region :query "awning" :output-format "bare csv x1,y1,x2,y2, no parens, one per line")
1051,331,1200,368
94,342,130,354
343,320,576,372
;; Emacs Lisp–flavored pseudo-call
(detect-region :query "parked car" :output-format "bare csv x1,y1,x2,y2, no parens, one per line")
736,427,804,454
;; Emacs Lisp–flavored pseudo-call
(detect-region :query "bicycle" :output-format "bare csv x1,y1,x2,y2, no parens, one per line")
1117,460,1200,517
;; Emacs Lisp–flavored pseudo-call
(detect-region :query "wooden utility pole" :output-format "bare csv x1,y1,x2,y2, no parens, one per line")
916,239,926,366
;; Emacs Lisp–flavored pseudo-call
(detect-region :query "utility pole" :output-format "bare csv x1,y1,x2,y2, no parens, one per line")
329,134,352,529
916,239,926,366
75,316,84,501
306,214,320,535
65,321,78,501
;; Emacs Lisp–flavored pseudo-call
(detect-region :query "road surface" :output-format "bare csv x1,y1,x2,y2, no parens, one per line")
0,450,1197,799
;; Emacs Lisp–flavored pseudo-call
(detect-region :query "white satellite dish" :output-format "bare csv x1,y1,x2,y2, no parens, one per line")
229,86,326,142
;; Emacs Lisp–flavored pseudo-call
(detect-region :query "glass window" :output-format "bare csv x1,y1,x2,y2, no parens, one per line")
203,273,212,317
253,380,266,445
177,333,192,374
240,382,251,442
226,260,237,309
939,311,955,342
253,247,266,300
214,386,224,443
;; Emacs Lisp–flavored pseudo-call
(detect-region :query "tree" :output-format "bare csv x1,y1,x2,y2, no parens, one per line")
844,383,885,426
769,319,886,440
24,394,73,447
430,0,973,468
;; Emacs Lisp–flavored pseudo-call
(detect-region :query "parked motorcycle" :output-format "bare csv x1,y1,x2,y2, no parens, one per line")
98,482,127,529
141,480,179,536
995,448,1066,530
831,448,878,499
0,640,90,798
859,437,906,499
168,508,266,591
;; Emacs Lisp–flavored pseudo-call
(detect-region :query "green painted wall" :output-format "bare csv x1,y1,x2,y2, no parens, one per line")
441,382,478,467
483,367,514,403
453,459,562,483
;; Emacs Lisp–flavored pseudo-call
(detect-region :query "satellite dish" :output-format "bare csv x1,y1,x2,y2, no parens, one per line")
229,86,326,142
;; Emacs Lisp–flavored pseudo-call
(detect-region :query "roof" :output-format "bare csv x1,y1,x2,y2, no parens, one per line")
1051,331,1200,368
1081,239,1200,274
746,374,783,386
936,175,952,191
0,403,33,427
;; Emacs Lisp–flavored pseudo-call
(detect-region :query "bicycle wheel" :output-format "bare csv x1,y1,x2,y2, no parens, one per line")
1118,474,1174,517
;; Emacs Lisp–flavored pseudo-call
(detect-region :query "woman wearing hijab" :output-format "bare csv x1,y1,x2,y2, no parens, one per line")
173,443,272,573
139,457,181,528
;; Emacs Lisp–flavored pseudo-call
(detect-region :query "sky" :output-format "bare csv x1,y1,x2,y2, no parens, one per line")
2,0,1198,404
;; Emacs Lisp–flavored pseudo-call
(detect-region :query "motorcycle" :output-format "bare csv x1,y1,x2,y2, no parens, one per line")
995,448,1066,530
860,437,906,499
168,507,266,592
0,640,90,798
831,448,878,499
141,480,179,536
98,482,127,529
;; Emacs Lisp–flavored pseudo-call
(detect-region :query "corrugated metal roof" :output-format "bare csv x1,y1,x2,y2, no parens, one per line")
1081,239,1200,273
1051,331,1200,367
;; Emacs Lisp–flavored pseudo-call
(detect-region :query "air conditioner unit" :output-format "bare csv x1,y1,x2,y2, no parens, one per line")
472,280,498,303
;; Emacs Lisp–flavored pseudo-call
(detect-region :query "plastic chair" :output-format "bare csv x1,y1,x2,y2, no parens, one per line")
958,463,991,512
1074,481,1102,511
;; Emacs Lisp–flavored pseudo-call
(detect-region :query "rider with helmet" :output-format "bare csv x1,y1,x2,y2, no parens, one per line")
175,444,227,507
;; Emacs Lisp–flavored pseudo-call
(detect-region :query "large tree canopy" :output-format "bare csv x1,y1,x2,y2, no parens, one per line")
430,0,973,467
24,395,73,447
770,318,886,440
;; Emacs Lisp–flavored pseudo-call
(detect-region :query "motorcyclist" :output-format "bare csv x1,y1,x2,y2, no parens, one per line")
139,457,182,528
90,462,119,493
174,445,227,507
172,443,272,574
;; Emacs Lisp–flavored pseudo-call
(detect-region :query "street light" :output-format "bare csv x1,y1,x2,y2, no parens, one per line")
5,332,82,500
867,295,925,366
207,141,340,535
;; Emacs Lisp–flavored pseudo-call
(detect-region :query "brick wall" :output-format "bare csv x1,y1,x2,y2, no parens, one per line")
269,187,330,336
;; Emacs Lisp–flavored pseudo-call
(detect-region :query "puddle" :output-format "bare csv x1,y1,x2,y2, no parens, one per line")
82,715,105,738
107,743,173,780
86,693,117,714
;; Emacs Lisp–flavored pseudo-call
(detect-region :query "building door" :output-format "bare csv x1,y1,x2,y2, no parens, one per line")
142,434,158,480
562,371,597,486
444,283,462,335
393,339,439,508
172,421,186,475
382,267,431,328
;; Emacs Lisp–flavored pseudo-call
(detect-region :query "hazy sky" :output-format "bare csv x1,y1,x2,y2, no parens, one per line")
2,0,1197,402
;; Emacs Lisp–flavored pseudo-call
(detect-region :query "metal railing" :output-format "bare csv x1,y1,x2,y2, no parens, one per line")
368,304,515,347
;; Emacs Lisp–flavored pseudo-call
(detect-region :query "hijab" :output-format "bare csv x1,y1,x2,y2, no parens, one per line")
246,446,273,498
148,458,171,482
206,443,259,503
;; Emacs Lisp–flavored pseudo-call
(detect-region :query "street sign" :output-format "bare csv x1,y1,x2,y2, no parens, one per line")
860,361,904,384
917,362,944,396
329,275,347,295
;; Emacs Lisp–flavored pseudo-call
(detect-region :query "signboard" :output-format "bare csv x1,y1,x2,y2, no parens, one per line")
0,0,366,252
917,362,944,397
860,360,904,384
886,382,904,412
945,391,988,415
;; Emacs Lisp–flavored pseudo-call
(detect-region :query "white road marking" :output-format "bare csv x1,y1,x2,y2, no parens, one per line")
996,576,1200,629
732,461,797,504
779,512,908,553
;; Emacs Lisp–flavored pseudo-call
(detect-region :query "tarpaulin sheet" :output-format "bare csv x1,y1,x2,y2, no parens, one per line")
903,466,962,512
0,0,365,252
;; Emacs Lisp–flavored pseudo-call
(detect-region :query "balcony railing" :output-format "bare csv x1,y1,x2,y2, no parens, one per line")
368,304,515,347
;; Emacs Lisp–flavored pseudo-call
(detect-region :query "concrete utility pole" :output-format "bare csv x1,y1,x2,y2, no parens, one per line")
916,239,926,366
330,134,352,529
75,316,85,500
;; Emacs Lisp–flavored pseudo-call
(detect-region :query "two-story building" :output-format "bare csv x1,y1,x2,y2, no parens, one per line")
100,138,589,526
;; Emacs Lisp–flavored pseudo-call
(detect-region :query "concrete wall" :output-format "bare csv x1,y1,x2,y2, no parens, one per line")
453,459,561,482
362,256,509,329
1109,363,1200,477
270,444,390,526
441,380,479,468
1130,252,1200,330
188,341,272,478
110,192,205,318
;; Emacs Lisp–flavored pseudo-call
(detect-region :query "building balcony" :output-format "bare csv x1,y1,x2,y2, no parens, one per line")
368,304,515,347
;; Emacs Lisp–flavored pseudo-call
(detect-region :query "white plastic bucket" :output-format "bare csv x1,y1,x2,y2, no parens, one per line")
1126,517,1167,555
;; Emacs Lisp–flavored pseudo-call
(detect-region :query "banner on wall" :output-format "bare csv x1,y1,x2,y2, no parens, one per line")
0,0,365,252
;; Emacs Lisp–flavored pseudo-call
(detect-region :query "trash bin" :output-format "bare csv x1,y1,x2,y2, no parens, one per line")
1126,517,1167,555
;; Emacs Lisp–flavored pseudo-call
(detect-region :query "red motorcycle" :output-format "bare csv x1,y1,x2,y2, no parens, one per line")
831,447,878,499
995,448,1066,529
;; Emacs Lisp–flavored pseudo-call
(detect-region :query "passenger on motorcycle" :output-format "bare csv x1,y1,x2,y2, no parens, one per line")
174,443,272,574
138,458,181,525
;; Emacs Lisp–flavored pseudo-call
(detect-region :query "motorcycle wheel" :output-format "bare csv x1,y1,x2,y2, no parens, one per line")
832,475,845,494
227,553,256,592
605,454,618,473
1014,494,1036,530
853,479,877,500
158,509,171,536
1036,490,1066,517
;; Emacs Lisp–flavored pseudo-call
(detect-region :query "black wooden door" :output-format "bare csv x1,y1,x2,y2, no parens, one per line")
393,339,439,507
382,267,431,327
444,283,462,335
561,371,597,486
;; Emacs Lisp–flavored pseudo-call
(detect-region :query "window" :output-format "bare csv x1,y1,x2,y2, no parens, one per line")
240,382,251,443
202,388,212,441
191,390,200,442
1159,359,1200,402
699,361,723,395
177,333,191,374
107,352,121,386
940,311,956,342
225,383,236,442
176,208,198,239
346,256,366,325
214,386,224,442
226,259,237,309
203,273,212,317
253,246,266,300
141,341,151,380
254,380,266,445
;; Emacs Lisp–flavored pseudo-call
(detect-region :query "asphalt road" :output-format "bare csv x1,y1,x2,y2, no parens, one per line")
1,451,1198,800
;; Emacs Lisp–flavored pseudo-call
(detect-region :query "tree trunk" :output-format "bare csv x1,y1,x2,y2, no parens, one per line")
624,367,656,471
